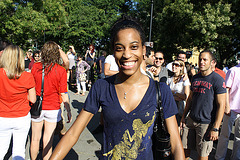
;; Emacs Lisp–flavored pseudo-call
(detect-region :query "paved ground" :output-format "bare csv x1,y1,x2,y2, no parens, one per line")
4,84,234,160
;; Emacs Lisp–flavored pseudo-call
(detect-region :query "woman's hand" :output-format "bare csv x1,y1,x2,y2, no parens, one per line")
61,93,72,123
66,110,72,123
149,66,158,76
180,117,186,130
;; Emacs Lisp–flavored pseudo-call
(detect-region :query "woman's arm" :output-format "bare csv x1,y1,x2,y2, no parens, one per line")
28,87,36,104
180,91,193,129
104,63,119,77
85,50,89,59
59,48,69,70
165,115,185,160
89,52,95,59
61,93,72,123
99,59,103,73
173,84,190,101
50,109,94,160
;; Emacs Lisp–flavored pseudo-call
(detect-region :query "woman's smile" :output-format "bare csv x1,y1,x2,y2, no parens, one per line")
120,60,137,69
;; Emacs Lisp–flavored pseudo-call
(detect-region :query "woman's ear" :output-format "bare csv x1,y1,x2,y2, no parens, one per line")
142,45,146,57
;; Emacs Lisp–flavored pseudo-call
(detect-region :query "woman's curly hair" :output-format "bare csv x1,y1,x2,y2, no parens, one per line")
41,41,61,74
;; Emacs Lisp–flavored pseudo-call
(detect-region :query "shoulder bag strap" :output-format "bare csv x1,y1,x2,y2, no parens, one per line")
154,80,167,133
40,64,45,97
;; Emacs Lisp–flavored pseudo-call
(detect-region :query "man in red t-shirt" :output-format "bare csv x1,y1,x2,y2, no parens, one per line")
211,56,226,80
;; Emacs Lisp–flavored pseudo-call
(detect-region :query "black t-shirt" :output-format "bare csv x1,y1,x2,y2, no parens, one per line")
189,71,226,124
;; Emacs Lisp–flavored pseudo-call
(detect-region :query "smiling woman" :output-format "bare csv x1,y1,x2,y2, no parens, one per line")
49,16,185,160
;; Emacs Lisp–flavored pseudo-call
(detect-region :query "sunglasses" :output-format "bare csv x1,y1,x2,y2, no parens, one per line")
34,55,40,58
172,63,181,67
155,57,163,60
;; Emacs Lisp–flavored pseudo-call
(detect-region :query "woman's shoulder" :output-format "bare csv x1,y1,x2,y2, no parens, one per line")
23,71,34,78
82,60,88,64
31,62,42,71
33,62,42,66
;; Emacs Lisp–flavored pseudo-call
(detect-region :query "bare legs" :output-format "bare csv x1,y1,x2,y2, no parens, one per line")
30,121,57,160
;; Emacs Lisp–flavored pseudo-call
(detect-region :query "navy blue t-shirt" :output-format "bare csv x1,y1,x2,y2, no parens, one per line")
84,75,178,160
189,72,226,124
96,55,105,74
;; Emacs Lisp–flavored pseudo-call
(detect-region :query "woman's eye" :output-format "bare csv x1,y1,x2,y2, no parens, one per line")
131,45,138,50
115,46,123,51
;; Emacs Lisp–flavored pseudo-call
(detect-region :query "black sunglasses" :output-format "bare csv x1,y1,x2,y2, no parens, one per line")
34,55,40,57
172,63,181,67
155,57,163,60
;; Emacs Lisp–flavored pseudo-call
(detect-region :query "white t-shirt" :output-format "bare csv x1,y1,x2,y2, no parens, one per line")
68,53,76,69
167,77,190,94
104,55,119,71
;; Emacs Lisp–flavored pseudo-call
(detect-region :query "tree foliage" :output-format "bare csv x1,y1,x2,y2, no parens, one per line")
133,0,235,63
1,0,239,64
0,0,67,49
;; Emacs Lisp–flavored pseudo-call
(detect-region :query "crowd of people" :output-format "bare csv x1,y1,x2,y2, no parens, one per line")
0,15,240,160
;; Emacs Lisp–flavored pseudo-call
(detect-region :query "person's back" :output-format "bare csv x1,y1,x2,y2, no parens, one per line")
30,41,71,160
31,62,67,109
0,45,36,160
96,51,106,79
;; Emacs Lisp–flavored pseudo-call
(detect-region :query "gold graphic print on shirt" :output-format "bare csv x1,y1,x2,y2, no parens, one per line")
103,113,155,160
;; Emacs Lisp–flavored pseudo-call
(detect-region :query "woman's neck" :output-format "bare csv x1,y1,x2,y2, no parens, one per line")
174,71,181,77
116,70,143,85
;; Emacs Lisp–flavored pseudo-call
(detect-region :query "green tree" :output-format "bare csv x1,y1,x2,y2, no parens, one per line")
56,0,131,55
132,0,233,63
0,0,67,50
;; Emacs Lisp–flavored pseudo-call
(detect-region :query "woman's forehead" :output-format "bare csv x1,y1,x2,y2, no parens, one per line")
174,60,180,64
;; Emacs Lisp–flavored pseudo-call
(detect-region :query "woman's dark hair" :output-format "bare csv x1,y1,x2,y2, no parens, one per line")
41,41,61,74
33,50,40,60
146,46,154,58
77,54,83,59
110,15,145,50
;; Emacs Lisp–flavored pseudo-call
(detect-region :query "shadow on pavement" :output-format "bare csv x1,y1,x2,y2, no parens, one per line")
71,100,84,114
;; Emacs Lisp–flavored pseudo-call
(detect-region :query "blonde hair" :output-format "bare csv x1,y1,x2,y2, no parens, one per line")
173,59,185,83
0,45,25,79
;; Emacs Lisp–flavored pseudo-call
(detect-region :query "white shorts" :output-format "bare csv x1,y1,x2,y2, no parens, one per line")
31,109,62,123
